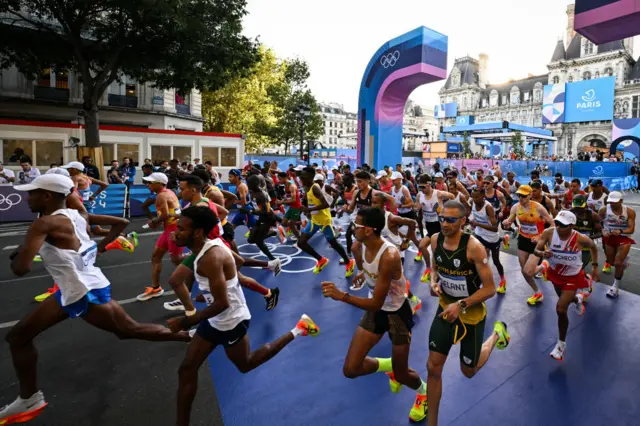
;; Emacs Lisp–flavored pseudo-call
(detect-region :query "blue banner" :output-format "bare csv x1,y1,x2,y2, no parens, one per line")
515,175,637,191
572,161,628,180
456,116,474,126
447,143,460,153
565,77,615,123
434,102,458,118
129,185,155,217
85,184,126,216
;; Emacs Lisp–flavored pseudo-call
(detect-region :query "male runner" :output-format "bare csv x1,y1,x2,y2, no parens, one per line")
502,185,555,304
138,172,184,301
1,175,188,425
228,168,255,236
530,180,556,217
470,187,506,293
571,194,602,299
321,207,428,423
415,174,455,283
553,173,571,210
297,167,355,276
586,179,607,213
245,175,281,259
168,207,318,426
277,172,303,240
391,171,423,250
524,211,600,360
599,191,636,297
427,200,510,426
562,179,586,210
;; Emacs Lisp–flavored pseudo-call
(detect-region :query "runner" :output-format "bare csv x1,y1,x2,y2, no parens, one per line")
524,211,600,360
586,179,607,213
502,185,555,304
245,175,282,259
277,172,303,240
599,191,636,298
469,187,506,294
427,200,510,426
297,166,356,276
228,169,255,236
446,180,470,216
562,179,586,210
391,171,422,250
138,172,184,301
530,180,557,217
169,206,318,426
415,174,455,283
377,170,393,193
321,207,428,423
1,175,188,425
571,194,603,299
553,173,571,210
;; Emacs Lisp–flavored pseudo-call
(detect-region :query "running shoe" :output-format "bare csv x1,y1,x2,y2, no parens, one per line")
105,236,134,253
127,231,139,248
606,284,619,298
164,299,185,312
493,321,510,350
34,284,59,303
244,230,251,238
386,372,403,393
286,229,293,237
345,259,356,278
265,287,280,311
276,224,286,244
267,258,282,277
602,262,612,273
497,277,507,294
414,252,423,262
400,240,411,251
575,293,585,316
540,260,550,282
136,286,165,301
527,292,544,306
313,257,329,274
581,274,594,301
0,391,47,425
550,340,566,361
420,268,431,283
340,257,350,265
409,295,422,315
503,234,510,249
295,314,319,336
188,328,198,338
32,255,42,263
408,393,428,422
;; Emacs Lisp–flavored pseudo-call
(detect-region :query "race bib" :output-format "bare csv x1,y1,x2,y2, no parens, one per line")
550,250,581,266
309,204,319,215
439,273,470,298
423,210,438,222
202,291,214,305
80,243,98,268
519,222,539,235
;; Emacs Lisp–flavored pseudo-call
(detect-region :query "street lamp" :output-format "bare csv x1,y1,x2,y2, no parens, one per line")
297,104,311,164
567,125,577,157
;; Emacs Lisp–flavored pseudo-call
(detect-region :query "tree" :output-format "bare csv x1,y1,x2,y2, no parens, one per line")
0,0,258,147
202,47,283,153
462,131,472,158
511,131,524,156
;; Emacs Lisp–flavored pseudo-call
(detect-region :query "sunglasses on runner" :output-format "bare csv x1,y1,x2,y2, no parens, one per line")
351,222,374,231
418,184,430,189
438,216,464,224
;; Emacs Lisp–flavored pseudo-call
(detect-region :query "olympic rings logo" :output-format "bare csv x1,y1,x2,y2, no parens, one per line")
380,51,400,69
0,193,22,211
237,243,318,274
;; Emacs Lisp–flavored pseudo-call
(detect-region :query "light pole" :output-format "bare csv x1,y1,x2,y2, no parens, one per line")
297,104,311,164
567,125,577,157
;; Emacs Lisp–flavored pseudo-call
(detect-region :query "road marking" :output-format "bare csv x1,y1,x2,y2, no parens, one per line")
631,247,640,251
0,291,177,330
2,245,18,251
0,231,164,251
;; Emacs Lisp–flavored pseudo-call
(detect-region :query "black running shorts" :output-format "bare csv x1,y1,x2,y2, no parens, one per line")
359,299,413,345
428,306,486,367
196,319,250,348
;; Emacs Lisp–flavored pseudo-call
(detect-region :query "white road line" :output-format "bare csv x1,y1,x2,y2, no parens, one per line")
631,247,640,251
2,245,18,251
0,231,164,251
0,291,177,330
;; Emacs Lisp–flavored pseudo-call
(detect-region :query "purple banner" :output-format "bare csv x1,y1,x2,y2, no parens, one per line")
0,185,37,223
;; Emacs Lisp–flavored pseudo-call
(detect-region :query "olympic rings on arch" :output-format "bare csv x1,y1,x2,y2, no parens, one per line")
380,51,400,69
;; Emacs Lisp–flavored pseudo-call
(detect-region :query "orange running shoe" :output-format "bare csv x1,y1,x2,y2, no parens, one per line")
497,277,507,295
295,314,319,336
105,236,134,253
136,286,165,302
34,283,59,303
0,391,48,425
313,257,329,274
409,393,428,422
345,259,356,277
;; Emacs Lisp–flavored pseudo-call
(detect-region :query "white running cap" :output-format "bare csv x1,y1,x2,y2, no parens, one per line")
391,171,404,180
607,191,623,203
142,172,169,185
14,174,74,195
45,167,71,177
61,161,85,172
555,210,576,226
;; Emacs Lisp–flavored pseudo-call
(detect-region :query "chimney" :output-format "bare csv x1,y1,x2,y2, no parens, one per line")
478,53,488,89
566,4,576,45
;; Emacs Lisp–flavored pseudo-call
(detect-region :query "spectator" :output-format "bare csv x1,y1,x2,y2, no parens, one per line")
193,158,201,165
180,161,189,171
118,157,136,186
49,163,58,169
108,160,123,184
187,163,195,173
0,161,16,184
82,156,101,179
141,164,155,177
156,160,169,173
17,157,40,184
164,159,184,191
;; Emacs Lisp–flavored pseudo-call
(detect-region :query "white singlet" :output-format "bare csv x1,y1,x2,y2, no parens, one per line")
458,173,470,186
381,211,404,248
195,238,251,331
417,190,440,223
509,180,520,201
362,241,407,311
39,209,110,306
392,185,411,214
555,181,569,195
603,204,630,232
587,192,606,213
549,229,583,276
472,201,499,243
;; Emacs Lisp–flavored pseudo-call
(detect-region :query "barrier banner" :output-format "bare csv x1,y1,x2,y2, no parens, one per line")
572,162,628,181
514,176,636,191
84,184,127,217
495,160,527,176
0,185,37,222
129,185,155,217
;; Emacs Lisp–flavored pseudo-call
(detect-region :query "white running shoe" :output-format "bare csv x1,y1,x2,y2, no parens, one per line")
267,258,282,276
0,391,47,424
164,299,185,311
575,293,585,316
606,285,619,298
188,328,197,338
550,341,566,361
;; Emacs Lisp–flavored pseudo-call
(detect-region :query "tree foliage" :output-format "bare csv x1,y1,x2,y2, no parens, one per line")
0,0,258,146
462,131,472,157
511,131,524,156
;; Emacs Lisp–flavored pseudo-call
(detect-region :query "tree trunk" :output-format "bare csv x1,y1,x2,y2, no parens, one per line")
83,104,101,148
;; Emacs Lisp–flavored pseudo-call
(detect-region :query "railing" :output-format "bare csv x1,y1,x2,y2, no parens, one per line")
33,86,69,102
108,94,138,108
175,104,191,115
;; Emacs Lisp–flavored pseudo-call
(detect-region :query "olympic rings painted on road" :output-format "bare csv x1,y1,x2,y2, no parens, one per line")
0,193,22,211
380,51,400,68
237,242,317,274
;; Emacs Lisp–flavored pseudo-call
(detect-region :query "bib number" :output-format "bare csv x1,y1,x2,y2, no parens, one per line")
519,222,538,235
81,244,98,267
439,273,470,298
202,291,214,305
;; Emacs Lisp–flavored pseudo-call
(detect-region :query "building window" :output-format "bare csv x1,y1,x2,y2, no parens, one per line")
125,83,137,97
595,71,600,78
1,140,63,167
151,145,172,165
35,141,63,166
38,69,51,87
1,140,34,165
101,143,139,166
605,67,613,76
583,71,592,80
511,94,519,105
102,144,115,165
174,146,192,163
633,96,640,118
221,148,237,167
552,76,560,84
584,40,594,55
55,70,69,89
568,76,574,83
524,92,530,102
202,147,219,166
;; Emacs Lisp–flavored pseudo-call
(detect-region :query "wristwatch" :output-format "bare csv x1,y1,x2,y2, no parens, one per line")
458,300,467,314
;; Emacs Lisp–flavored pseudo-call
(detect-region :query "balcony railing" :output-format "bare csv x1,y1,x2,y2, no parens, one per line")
108,94,138,108
34,86,70,102
175,104,191,115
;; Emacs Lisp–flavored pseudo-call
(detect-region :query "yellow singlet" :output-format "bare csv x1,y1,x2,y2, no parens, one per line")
307,184,332,226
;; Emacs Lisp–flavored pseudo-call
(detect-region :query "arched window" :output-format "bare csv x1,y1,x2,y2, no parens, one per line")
552,76,560,84
595,71,600,78
568,76,574,83
583,71,592,80
605,67,613,76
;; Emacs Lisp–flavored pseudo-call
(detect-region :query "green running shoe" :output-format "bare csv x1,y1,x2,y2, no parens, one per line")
494,321,510,350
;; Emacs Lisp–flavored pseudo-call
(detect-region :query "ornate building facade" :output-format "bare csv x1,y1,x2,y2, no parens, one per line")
437,3,640,156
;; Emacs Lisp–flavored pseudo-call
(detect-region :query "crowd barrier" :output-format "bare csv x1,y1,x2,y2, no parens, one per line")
0,185,37,222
